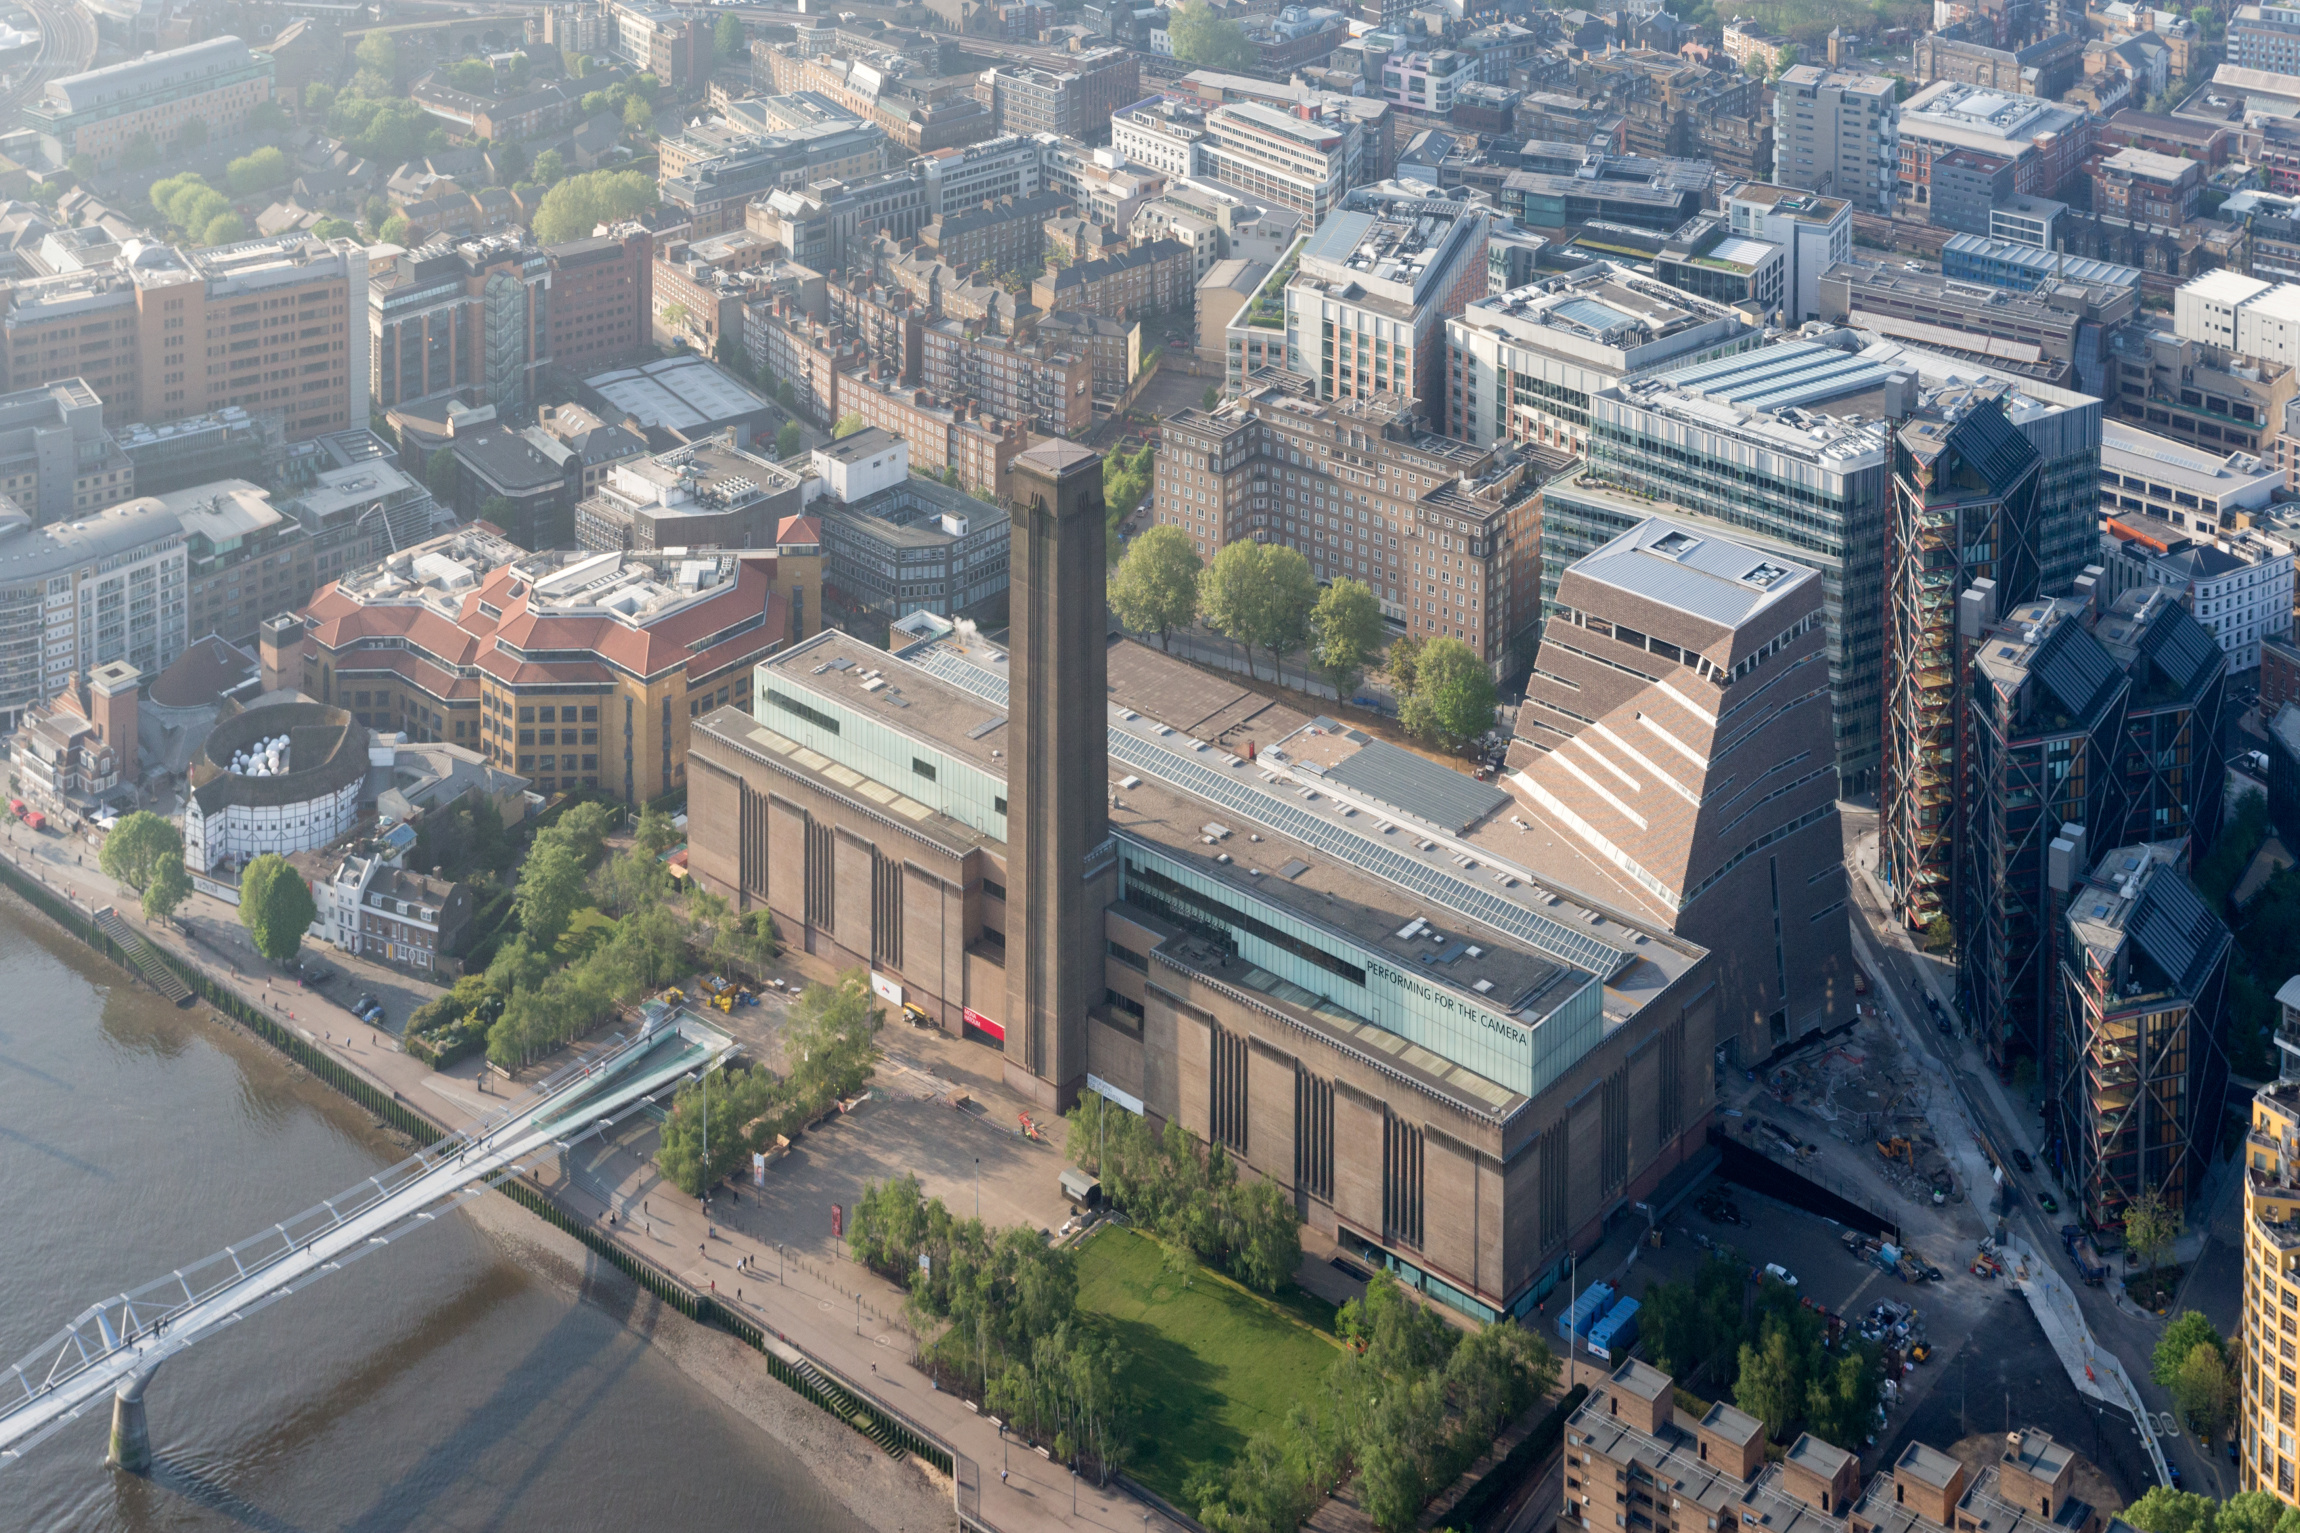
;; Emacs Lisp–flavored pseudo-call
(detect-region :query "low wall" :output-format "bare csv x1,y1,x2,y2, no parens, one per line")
1710,1128,1895,1238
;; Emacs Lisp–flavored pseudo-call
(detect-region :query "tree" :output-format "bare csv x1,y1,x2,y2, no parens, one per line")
1201,384,1220,409
143,852,190,926
99,812,183,891
1169,1,1256,68
714,10,746,58
1108,525,1202,652
240,853,318,962
2170,1341,2238,1436
178,116,208,149
531,168,657,243
1199,540,1317,684
774,379,797,410
477,495,515,529
248,100,290,134
1399,637,1497,751
494,140,529,186
660,300,691,332
2124,1487,2222,1533
532,148,567,187
226,146,289,195
200,212,247,247
833,412,867,439
511,836,588,950
634,806,681,861
64,154,93,184
2154,1310,2224,1386
1922,914,1955,953
1384,631,1424,702
447,57,494,92
1312,578,1385,700
313,217,356,241
427,447,460,504
623,96,653,136
2126,1185,2180,1277
2212,1493,2295,1533
1734,1324,1803,1442
378,213,412,246
355,30,399,84
306,83,336,118
774,420,803,457
120,132,159,171
1803,1345,1882,1448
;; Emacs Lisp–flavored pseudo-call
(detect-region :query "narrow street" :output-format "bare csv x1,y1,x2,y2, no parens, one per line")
1836,804,2214,1495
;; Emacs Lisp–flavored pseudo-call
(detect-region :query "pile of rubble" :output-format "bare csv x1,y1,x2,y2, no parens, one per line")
1758,1020,1963,1207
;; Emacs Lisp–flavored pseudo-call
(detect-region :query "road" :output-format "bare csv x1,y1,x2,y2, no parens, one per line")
1837,803,2221,1496
0,0,95,119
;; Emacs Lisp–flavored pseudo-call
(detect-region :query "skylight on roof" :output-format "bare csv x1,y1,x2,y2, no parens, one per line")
1650,530,1700,556
1741,561,1791,587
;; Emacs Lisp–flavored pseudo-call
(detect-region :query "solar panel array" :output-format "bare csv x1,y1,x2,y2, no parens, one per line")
2029,619,2123,725
2131,871,2230,996
907,641,1637,983
2139,601,2221,696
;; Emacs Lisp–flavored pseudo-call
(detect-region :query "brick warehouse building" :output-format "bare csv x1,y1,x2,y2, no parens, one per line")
685,439,1719,1325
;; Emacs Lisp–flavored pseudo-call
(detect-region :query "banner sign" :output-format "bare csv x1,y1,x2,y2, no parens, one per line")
1086,1073,1144,1115
963,1007,1005,1040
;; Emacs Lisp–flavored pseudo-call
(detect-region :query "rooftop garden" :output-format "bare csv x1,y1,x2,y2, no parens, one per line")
1243,238,1303,331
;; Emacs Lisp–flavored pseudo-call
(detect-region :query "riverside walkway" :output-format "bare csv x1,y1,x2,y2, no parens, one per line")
0,1008,733,1473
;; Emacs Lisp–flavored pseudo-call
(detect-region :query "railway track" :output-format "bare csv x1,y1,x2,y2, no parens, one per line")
0,0,95,126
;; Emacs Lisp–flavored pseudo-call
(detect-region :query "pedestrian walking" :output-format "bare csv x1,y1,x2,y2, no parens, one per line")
1001,1470,1009,1485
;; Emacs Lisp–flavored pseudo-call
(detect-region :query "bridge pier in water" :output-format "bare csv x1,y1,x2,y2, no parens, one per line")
106,1364,158,1473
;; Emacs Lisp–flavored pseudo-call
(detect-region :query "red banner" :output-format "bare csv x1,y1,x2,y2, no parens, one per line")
830,1203,842,1238
963,1007,1005,1040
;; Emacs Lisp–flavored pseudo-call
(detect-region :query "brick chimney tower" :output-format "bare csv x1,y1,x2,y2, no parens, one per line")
1002,437,1113,1109
86,660,141,784
259,613,305,697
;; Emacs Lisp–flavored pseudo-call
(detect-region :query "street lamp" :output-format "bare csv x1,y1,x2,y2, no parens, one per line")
974,1157,981,1222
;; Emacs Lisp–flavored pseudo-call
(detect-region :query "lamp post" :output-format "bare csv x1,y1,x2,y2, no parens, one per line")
974,1156,981,1222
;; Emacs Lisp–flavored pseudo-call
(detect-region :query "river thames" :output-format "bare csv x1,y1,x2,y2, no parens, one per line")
0,898,872,1531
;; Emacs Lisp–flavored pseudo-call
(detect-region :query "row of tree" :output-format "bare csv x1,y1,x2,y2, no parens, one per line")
99,811,192,926
1640,1254,1883,1450
1194,1273,1558,1533
655,968,880,1194
2126,1487,2300,1533
846,1173,1135,1476
1064,1091,1300,1294
1108,526,1502,750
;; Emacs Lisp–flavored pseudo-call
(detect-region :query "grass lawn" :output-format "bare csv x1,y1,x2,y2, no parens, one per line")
1074,1225,1342,1504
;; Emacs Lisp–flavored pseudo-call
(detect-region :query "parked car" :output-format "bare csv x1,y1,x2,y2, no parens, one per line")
2013,1148,2033,1173
2038,1192,2059,1214
1763,1263,1799,1288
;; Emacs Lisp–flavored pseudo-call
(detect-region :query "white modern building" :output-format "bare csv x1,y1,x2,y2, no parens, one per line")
1445,264,1761,451
1283,181,1490,424
0,494,187,729
2175,269,2300,370
2100,419,2294,672
1726,184,1853,326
